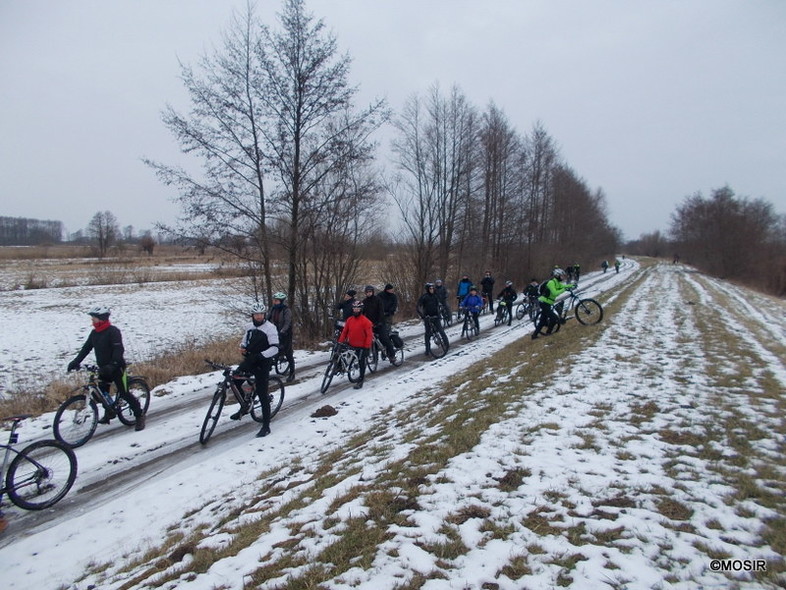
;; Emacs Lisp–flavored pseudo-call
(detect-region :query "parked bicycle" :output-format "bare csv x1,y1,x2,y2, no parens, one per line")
534,289,603,332
1,415,77,511
53,365,151,448
320,341,361,394
515,295,539,323
200,360,285,444
366,330,405,373
424,315,449,359
460,308,479,341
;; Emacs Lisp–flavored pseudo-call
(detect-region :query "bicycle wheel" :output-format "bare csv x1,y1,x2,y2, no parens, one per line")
429,331,448,359
129,377,151,414
528,303,538,322
391,345,404,367
471,321,480,339
250,376,285,421
515,303,526,321
53,394,98,449
320,357,337,394
199,387,226,445
366,341,379,373
346,350,361,382
6,440,77,510
275,354,289,376
494,308,505,327
575,298,603,325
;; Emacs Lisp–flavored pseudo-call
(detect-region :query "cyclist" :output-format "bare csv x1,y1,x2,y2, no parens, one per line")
456,274,473,311
417,283,449,357
524,278,540,303
66,306,145,431
532,268,575,339
336,289,357,322
614,259,621,273
461,285,484,331
480,271,495,312
601,260,609,273
338,300,373,389
362,285,397,364
434,279,451,323
379,283,398,334
496,280,517,326
267,292,295,383
573,263,581,283
232,301,279,437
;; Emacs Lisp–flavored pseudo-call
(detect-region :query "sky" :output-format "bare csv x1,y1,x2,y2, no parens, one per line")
1,259,785,588
1,0,785,241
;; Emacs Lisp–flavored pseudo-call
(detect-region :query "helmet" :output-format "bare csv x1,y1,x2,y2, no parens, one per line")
351,300,364,310
88,306,111,319
364,285,376,293
250,302,266,315
505,280,513,286
425,282,435,290
553,268,566,278
469,285,478,291
435,279,443,285
272,292,287,301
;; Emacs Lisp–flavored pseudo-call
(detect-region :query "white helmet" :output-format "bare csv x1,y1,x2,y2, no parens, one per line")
88,306,111,318
552,268,566,278
273,291,287,301
250,302,266,315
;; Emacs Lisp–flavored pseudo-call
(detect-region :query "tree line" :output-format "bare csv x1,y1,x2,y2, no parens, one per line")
0,216,63,245
145,0,626,339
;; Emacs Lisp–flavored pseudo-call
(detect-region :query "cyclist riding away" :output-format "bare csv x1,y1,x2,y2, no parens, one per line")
267,292,295,383
496,280,517,326
338,300,373,389
417,283,449,357
532,268,575,339
232,301,279,437
461,286,484,331
66,306,145,431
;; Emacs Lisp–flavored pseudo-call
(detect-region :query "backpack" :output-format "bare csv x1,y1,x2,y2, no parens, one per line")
538,280,550,297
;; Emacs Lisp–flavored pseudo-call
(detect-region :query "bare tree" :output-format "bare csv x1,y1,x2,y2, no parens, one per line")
87,211,119,257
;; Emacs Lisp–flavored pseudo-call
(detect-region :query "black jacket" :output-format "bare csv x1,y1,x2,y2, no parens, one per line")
379,290,398,318
363,294,384,325
417,292,441,317
73,325,126,369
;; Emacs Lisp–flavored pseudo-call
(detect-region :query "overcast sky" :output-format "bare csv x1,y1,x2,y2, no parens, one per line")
1,0,784,241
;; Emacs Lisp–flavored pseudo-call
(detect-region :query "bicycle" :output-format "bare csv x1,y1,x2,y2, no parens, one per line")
200,360,285,444
273,350,290,376
423,315,449,359
53,365,151,448
494,300,512,327
438,302,452,327
515,295,539,323
366,329,405,373
1,415,77,511
320,341,362,394
460,308,479,341
534,289,603,333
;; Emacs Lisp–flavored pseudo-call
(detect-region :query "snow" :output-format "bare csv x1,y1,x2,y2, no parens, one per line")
1,259,785,589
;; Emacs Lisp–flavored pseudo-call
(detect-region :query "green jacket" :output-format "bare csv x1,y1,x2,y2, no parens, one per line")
538,278,574,305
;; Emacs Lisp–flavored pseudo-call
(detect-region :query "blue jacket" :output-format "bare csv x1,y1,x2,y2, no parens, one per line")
461,293,484,314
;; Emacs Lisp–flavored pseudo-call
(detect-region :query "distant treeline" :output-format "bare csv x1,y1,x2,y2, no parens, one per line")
0,216,63,245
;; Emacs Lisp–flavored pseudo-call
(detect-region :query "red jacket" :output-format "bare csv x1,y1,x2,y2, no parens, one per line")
339,314,373,348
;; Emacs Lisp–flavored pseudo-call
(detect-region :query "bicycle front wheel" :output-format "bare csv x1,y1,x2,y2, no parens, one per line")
275,354,289,376
366,342,379,373
391,345,404,367
346,351,362,383
129,377,151,414
575,298,603,325
320,358,337,394
251,376,285,421
200,388,226,445
6,440,77,510
515,303,526,321
429,332,448,359
53,394,98,448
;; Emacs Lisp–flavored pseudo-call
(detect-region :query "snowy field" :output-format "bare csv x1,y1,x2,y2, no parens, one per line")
1,259,785,589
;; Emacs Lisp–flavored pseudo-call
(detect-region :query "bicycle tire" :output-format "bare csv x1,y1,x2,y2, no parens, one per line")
275,354,289,376
429,331,448,359
515,303,526,321
366,341,379,373
391,345,404,367
6,440,77,510
250,376,285,421
320,357,337,394
53,394,98,449
129,377,151,414
529,303,538,322
199,387,225,444
575,298,603,325
346,351,362,383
